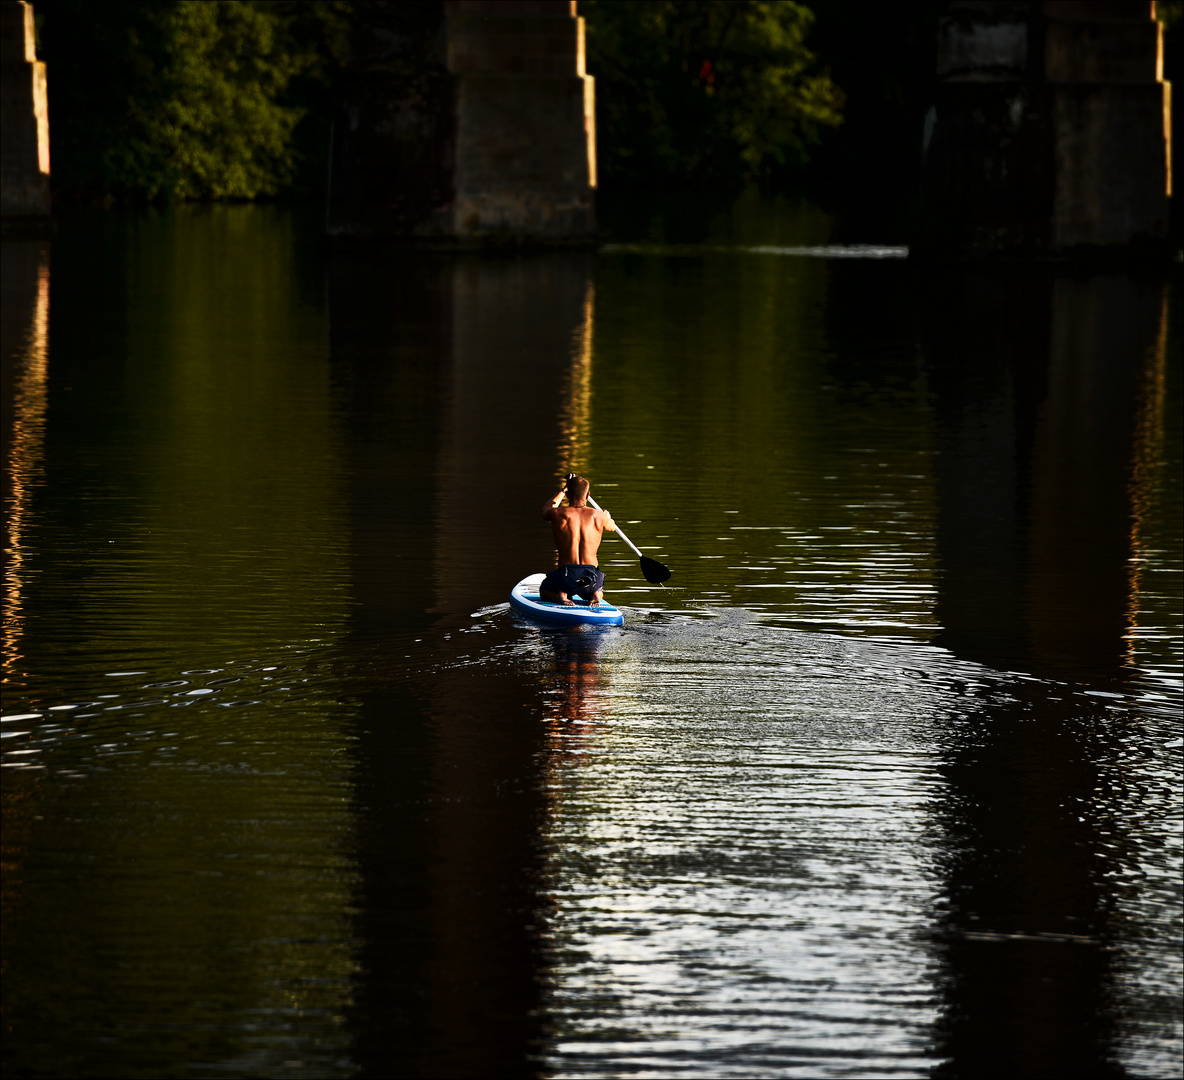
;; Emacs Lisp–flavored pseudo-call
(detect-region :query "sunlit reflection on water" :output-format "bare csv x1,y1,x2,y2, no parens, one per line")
524,620,950,1077
510,614,1183,1078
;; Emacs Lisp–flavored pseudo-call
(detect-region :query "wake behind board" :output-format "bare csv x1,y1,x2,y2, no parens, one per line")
509,573,624,627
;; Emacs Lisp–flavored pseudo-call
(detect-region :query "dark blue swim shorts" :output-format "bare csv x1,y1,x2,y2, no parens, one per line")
540,564,605,602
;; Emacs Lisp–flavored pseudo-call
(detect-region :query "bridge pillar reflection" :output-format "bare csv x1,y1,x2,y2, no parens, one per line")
328,247,593,1076
923,268,1169,1077
925,267,1166,682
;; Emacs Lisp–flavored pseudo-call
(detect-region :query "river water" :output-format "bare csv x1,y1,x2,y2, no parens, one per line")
2,201,1180,1079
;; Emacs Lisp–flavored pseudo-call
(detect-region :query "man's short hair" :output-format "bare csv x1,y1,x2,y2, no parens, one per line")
566,475,590,503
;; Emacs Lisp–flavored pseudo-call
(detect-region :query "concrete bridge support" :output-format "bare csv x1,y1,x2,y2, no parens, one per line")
917,1,1172,257
0,0,51,221
327,0,595,243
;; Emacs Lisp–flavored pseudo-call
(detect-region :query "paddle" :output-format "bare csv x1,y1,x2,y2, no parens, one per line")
584,491,672,585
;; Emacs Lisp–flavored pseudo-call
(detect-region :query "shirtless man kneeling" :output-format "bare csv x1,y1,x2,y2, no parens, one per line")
540,474,616,606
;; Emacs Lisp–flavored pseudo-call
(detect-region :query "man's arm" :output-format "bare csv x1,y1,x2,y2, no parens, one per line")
542,486,566,521
600,510,616,532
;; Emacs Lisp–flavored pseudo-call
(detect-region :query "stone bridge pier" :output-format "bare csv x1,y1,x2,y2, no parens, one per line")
0,0,51,222
917,1,1172,257
328,0,595,243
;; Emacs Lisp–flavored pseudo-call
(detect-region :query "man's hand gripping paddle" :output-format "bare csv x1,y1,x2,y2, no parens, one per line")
567,475,672,585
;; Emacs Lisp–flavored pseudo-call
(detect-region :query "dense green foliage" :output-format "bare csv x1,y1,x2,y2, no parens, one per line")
39,0,845,200
35,0,1175,212
1159,1,1183,30
39,0,348,201
583,0,843,188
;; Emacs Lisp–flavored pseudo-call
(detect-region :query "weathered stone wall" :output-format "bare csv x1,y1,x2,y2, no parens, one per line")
1,0,51,219
327,0,596,242
1047,3,1170,248
921,4,1056,256
326,2,456,240
917,1,1172,257
448,0,595,238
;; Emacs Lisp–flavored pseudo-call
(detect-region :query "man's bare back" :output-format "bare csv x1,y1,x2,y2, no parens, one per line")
540,476,616,605
545,505,612,565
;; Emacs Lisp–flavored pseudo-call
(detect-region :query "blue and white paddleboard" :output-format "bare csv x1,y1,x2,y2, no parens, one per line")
509,573,624,627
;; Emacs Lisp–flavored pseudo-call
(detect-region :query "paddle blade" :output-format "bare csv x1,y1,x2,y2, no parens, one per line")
640,555,672,584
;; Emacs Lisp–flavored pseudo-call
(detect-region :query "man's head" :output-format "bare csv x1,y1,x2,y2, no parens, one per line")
565,475,590,506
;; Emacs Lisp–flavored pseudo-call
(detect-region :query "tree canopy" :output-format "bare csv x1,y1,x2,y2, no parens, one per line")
38,0,850,201
583,0,843,188
39,0,348,201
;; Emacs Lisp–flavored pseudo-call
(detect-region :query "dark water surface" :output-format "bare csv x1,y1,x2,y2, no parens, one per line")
2,204,1180,1079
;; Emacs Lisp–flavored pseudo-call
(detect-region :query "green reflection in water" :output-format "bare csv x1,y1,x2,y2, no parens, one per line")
17,206,350,682
2,206,356,1078
582,252,939,634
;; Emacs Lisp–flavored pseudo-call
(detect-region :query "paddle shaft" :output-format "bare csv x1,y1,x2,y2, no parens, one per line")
586,495,645,559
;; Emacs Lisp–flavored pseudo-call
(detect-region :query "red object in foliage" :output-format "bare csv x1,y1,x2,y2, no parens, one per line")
699,59,713,81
